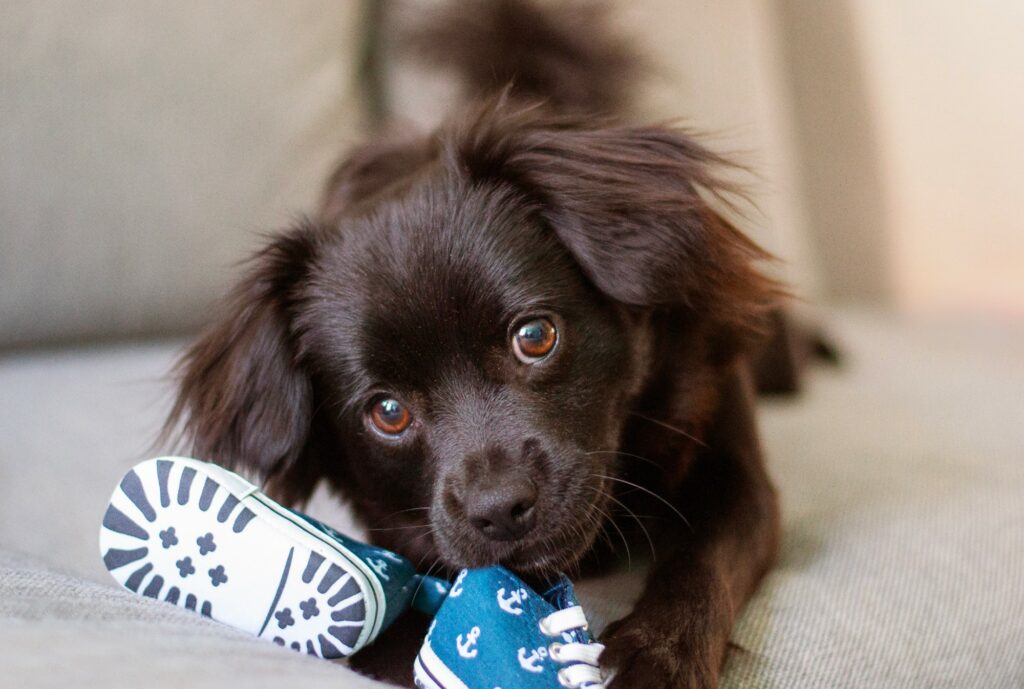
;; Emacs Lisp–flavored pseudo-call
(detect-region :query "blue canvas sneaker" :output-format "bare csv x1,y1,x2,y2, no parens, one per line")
99,457,448,658
414,568,607,689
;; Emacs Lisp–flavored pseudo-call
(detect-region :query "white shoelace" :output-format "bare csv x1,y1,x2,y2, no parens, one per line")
538,606,606,689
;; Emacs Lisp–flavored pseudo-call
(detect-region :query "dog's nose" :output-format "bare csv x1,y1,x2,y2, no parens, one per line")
465,481,537,541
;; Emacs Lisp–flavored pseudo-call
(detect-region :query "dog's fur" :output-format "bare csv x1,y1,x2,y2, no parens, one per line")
167,2,786,687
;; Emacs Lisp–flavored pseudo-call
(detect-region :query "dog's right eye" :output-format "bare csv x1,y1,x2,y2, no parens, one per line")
368,397,412,436
512,317,558,363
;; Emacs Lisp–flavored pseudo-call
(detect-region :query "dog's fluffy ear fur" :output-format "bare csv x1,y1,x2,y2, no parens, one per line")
164,221,327,504
448,101,782,350
319,136,438,226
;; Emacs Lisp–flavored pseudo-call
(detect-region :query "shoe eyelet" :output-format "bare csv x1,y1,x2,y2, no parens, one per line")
557,668,574,688
549,642,563,661
538,618,553,636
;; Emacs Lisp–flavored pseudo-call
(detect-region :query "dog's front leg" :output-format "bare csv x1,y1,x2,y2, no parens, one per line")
600,365,780,689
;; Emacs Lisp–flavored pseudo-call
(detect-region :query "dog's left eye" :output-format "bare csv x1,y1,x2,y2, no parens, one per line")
368,397,412,436
512,317,558,363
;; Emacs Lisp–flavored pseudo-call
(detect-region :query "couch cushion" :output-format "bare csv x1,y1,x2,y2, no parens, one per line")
0,549,382,689
1,311,1021,687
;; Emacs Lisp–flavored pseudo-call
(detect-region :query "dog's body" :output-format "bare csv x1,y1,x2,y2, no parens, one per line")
168,3,787,687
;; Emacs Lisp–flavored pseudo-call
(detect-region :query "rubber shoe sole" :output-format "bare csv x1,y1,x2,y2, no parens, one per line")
99,457,384,658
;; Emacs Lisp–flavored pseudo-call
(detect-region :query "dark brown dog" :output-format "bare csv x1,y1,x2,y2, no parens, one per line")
167,2,787,687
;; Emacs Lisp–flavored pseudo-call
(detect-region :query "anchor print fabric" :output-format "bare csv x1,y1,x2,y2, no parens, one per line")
415,568,599,689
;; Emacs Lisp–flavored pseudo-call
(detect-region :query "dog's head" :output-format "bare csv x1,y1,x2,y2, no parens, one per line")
168,103,776,576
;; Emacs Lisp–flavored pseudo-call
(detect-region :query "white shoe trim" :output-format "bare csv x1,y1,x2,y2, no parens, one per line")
415,639,470,689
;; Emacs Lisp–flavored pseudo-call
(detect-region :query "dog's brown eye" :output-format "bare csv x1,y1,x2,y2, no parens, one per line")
369,397,412,436
512,318,557,363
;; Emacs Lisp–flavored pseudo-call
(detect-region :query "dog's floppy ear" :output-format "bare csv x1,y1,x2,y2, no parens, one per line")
319,135,438,226
452,104,782,349
164,220,328,505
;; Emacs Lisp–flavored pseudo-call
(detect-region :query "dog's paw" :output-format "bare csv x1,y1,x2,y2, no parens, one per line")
600,614,717,689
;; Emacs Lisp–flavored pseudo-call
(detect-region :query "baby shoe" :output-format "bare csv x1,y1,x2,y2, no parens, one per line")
414,568,606,689
99,457,448,658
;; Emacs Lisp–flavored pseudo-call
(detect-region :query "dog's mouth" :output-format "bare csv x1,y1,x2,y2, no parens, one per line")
498,536,594,576
435,475,612,577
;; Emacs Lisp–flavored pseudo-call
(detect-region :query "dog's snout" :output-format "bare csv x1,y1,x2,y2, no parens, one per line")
465,480,537,541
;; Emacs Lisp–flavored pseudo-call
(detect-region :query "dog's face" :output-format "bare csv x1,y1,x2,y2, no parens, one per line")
299,177,650,574
168,105,775,577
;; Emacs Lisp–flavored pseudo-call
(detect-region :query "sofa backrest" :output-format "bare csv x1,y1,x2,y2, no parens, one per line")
0,2,365,348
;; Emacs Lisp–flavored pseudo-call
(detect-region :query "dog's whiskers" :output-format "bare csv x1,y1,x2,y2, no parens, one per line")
413,556,445,603
377,506,431,523
600,486,658,561
413,530,441,572
586,484,633,570
627,411,708,448
366,523,434,533
595,473,693,532
586,449,664,470
581,515,605,560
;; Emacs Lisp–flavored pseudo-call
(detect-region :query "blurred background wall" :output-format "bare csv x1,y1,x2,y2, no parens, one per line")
779,0,1024,317
850,0,1024,318
2,0,1022,350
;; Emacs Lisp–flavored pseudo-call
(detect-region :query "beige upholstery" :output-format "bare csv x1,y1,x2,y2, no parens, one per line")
0,548,381,689
1,1,818,349
2,311,1021,687
0,2,364,348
